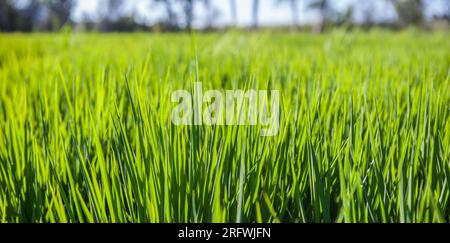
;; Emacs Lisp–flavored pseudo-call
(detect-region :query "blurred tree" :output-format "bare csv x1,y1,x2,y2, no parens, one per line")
202,0,211,29
179,0,216,30
307,0,331,32
229,0,237,26
77,11,96,31
0,0,18,31
16,0,43,31
306,0,353,31
0,0,73,31
153,0,212,31
96,0,148,31
447,0,450,18
252,0,260,28
182,0,195,30
154,0,178,29
389,0,424,27
359,0,376,28
44,0,74,31
97,0,124,31
276,0,301,30
201,0,219,29
335,5,353,27
448,0,450,18
103,0,124,20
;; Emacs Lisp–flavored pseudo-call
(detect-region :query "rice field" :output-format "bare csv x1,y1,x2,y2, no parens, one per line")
0,30,449,223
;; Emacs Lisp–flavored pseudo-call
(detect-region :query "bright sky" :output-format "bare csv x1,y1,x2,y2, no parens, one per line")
72,0,447,28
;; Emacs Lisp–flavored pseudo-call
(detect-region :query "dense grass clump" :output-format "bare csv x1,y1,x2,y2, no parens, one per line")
0,31,449,223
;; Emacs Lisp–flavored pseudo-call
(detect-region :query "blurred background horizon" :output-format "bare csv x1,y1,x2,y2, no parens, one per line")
1,0,449,32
